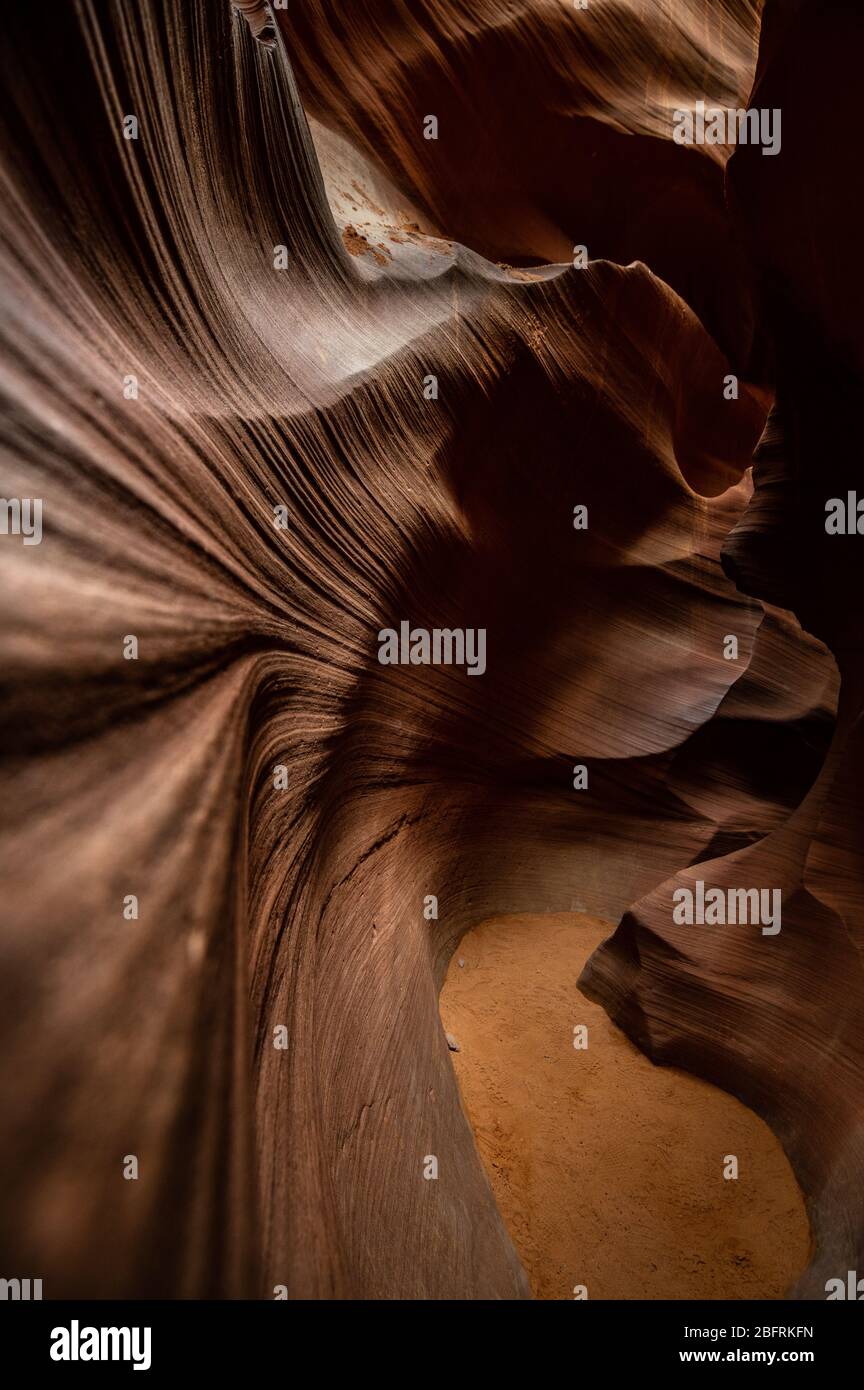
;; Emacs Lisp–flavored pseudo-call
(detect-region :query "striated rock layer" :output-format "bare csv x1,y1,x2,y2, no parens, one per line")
0,0,854,1298
581,0,864,1301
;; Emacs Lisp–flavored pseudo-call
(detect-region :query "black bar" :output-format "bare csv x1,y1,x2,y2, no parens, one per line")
1,1298,856,1376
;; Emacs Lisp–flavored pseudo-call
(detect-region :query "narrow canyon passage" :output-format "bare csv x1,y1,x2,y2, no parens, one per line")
440,914,811,1300
5,0,864,1319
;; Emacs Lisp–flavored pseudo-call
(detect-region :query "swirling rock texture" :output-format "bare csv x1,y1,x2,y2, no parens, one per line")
0,0,856,1299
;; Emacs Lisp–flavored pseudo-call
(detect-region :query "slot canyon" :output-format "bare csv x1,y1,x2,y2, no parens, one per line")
1,0,863,1311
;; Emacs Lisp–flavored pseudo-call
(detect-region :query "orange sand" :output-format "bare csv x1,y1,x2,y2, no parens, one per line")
440,913,811,1300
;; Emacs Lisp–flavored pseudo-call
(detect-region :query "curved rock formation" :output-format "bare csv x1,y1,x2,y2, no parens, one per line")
582,0,864,1301
0,0,854,1299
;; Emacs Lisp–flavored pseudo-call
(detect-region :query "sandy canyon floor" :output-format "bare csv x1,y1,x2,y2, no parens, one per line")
440,913,811,1300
